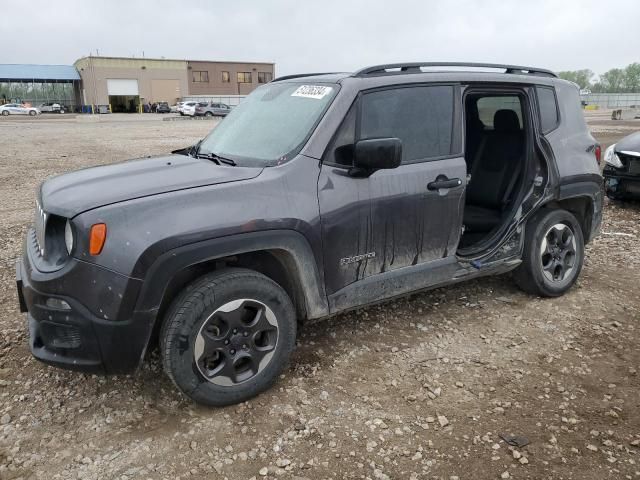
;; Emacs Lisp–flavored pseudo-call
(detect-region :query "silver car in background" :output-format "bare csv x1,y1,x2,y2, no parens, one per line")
194,102,231,117
0,104,41,116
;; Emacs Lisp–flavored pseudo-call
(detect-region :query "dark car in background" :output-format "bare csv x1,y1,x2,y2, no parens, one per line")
195,102,231,117
604,132,640,199
156,102,171,113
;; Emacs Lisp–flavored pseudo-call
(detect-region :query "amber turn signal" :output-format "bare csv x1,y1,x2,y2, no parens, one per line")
89,223,107,255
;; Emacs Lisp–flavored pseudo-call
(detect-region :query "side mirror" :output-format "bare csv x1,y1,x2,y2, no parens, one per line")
352,138,402,173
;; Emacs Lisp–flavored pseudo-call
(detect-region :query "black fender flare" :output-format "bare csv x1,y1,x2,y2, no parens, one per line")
133,229,329,320
554,173,604,243
557,173,603,200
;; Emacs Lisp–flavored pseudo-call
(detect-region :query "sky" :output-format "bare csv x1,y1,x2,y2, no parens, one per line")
1,0,639,78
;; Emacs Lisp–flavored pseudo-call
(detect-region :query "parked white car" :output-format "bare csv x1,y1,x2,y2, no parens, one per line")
0,104,41,116
180,101,199,116
38,103,65,113
176,101,188,114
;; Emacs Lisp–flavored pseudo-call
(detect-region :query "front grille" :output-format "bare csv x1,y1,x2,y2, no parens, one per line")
625,155,640,175
34,200,47,257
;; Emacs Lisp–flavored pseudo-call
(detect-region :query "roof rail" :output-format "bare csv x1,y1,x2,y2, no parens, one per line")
271,72,341,82
353,62,557,78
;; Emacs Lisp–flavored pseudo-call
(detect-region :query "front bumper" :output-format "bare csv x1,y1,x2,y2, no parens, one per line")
603,169,640,198
16,235,155,374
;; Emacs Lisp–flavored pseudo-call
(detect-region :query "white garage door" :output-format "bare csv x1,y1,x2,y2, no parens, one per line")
107,79,139,96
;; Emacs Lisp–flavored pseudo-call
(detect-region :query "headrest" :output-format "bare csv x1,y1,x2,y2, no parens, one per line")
493,109,521,132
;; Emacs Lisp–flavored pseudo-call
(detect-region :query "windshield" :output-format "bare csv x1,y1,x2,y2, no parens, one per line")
198,82,338,166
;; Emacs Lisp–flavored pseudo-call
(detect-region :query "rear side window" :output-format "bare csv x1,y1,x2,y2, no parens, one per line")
476,96,522,129
360,85,454,163
536,86,559,133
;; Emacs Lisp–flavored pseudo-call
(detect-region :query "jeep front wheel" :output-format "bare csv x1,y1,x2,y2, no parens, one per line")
513,209,584,297
161,268,297,406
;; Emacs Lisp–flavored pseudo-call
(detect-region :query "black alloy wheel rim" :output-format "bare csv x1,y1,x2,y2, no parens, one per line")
194,299,279,386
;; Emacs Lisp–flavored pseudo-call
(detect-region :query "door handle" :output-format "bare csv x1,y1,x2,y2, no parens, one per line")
427,177,462,191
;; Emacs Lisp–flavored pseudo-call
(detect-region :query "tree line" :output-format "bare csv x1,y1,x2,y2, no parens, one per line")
558,63,640,93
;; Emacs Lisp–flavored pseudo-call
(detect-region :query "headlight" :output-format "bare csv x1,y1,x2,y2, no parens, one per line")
64,220,74,254
604,144,623,168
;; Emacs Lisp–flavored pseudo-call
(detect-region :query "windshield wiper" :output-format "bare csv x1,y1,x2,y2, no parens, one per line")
195,150,237,166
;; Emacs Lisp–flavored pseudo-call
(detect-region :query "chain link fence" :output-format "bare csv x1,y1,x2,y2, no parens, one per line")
0,80,80,110
581,93,640,109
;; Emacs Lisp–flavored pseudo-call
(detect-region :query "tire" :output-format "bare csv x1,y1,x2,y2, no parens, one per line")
513,209,584,297
2,110,9,116
161,268,297,406
29,110,36,116
205,112,213,117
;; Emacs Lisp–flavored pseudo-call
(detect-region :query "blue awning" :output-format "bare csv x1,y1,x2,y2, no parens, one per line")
0,64,80,81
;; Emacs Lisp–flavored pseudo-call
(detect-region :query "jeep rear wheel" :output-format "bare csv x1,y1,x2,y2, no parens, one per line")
160,268,296,406
513,209,584,297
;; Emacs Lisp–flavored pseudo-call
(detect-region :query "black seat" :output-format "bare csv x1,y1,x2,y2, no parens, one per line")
464,102,485,169
463,109,524,233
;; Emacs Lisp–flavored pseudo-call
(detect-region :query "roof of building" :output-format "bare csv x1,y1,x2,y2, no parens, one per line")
74,55,274,66
0,64,80,81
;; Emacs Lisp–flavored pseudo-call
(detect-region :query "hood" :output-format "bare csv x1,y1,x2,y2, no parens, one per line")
615,131,640,153
41,154,263,218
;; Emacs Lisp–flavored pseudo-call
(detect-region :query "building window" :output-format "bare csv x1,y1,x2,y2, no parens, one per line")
193,71,209,83
237,72,252,83
258,72,273,83
222,71,230,83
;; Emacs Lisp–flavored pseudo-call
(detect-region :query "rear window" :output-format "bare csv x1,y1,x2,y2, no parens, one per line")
360,85,454,163
536,86,559,133
476,96,522,128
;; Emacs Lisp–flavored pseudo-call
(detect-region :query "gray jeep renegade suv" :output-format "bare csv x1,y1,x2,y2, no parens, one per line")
16,62,603,406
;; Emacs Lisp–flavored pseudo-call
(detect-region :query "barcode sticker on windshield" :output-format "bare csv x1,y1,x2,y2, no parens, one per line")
291,85,332,99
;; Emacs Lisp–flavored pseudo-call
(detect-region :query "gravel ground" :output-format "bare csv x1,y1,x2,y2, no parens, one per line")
0,112,639,480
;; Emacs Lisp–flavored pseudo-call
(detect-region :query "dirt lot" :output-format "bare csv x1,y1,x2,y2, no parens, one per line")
0,112,639,480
